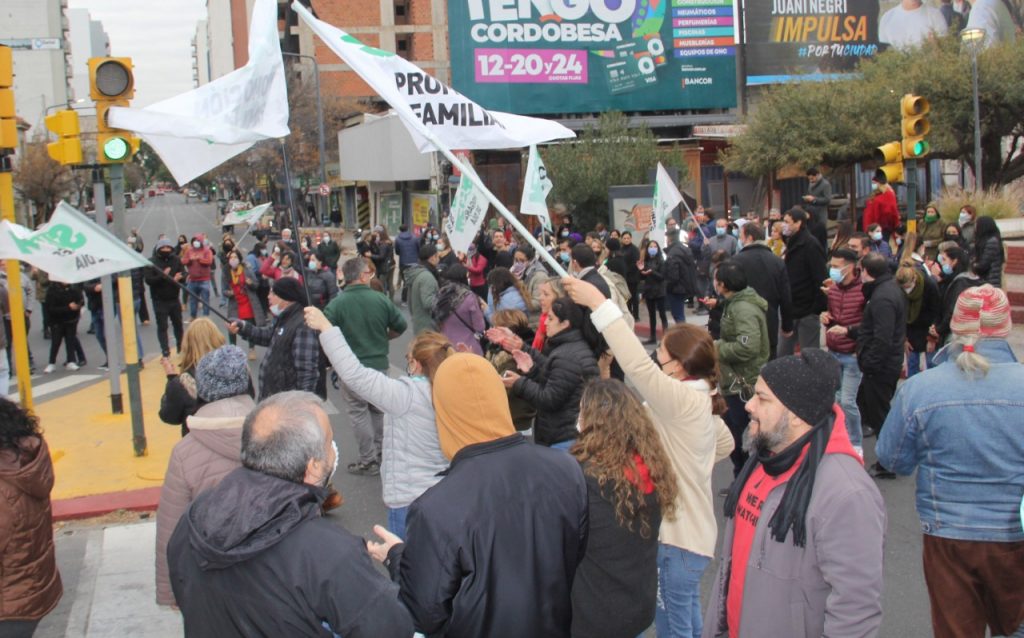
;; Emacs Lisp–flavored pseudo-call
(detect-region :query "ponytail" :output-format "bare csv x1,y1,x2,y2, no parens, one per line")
952,334,990,378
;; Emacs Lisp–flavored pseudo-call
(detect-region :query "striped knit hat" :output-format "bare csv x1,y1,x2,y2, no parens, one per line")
950,284,1012,338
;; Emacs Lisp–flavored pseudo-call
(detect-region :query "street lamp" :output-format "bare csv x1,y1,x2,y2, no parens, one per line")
961,27,985,192
281,51,328,225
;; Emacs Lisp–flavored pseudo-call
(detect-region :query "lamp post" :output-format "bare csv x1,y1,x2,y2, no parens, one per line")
961,27,985,192
281,51,327,225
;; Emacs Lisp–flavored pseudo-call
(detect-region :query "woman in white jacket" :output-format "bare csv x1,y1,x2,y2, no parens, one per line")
305,307,453,538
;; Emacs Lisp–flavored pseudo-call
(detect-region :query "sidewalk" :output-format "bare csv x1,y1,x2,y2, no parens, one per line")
38,518,183,637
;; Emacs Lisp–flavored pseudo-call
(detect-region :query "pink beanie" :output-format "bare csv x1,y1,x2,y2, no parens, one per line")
950,285,1012,339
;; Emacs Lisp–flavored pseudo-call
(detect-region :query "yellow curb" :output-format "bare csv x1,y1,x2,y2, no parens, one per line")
37,360,181,501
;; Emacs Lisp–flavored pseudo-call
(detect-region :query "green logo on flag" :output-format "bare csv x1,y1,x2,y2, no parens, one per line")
340,34,394,57
9,224,87,256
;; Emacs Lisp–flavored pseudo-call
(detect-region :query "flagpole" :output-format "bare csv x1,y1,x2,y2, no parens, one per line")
424,131,567,277
279,140,315,306
152,267,233,324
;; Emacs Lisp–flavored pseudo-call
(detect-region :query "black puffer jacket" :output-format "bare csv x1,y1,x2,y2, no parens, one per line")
147,251,186,302
850,273,907,377
44,283,83,324
972,236,1004,288
169,467,413,638
512,329,600,446
732,242,794,340
663,241,697,297
783,226,828,318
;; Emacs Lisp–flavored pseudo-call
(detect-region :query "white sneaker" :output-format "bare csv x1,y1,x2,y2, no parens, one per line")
65,362,80,371
44,364,56,374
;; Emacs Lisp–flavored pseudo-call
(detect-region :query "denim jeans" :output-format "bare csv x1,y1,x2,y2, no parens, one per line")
831,351,863,448
187,280,211,318
906,350,935,377
667,293,687,323
388,506,409,540
550,439,576,451
655,544,711,638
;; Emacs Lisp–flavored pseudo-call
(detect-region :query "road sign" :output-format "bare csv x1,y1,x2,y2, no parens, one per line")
318,183,330,197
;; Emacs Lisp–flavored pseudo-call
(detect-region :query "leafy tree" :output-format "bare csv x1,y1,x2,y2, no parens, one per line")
723,37,1024,188
12,143,73,226
544,112,686,230
135,140,175,186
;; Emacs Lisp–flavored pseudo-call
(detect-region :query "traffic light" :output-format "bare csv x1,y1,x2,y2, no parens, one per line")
873,141,904,184
0,46,15,150
901,94,931,159
44,110,83,165
89,56,139,164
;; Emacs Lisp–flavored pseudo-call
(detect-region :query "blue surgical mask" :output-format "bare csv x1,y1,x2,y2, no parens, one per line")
715,227,726,236
647,247,658,256
559,252,570,263
871,231,883,242
959,212,971,226
730,229,739,238
941,262,954,275
829,266,846,284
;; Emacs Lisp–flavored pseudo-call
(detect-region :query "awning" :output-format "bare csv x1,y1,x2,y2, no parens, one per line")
338,112,432,181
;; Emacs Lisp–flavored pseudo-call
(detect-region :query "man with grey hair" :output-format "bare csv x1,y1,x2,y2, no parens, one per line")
167,391,414,637
323,257,407,476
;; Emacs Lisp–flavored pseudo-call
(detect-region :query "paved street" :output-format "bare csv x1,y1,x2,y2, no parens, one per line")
21,193,1011,637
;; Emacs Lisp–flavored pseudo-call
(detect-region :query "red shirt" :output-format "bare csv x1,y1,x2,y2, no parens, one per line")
726,407,860,638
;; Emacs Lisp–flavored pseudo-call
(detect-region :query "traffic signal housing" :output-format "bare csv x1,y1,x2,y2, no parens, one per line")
45,110,83,165
874,141,904,184
901,94,931,159
89,57,139,164
0,46,16,150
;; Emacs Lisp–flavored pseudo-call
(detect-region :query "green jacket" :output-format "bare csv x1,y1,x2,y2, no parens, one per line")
323,284,406,370
716,286,769,397
405,264,439,335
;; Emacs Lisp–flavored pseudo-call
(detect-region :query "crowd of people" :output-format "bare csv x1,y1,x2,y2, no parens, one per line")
0,183,1021,638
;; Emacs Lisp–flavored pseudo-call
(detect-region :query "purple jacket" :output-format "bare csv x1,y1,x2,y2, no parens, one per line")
440,293,485,355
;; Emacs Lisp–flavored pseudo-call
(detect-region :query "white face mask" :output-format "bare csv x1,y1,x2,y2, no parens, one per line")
322,236,330,243
192,241,202,249
269,304,282,316
324,440,339,487
228,258,240,269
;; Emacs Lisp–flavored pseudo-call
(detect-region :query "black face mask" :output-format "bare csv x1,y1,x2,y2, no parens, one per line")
158,250,172,258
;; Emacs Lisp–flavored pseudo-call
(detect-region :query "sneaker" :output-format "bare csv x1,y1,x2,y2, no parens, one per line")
98,362,109,371
870,462,896,480
65,362,80,371
43,364,56,374
347,460,380,476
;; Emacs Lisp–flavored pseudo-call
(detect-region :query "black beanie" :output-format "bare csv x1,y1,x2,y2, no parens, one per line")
272,277,307,306
759,350,840,425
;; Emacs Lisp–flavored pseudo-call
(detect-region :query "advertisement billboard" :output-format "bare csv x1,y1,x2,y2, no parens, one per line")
745,0,968,85
448,0,738,114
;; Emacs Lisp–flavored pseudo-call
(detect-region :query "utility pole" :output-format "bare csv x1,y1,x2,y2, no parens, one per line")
94,168,123,413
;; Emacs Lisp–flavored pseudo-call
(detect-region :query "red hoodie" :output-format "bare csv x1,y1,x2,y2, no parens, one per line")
726,405,861,638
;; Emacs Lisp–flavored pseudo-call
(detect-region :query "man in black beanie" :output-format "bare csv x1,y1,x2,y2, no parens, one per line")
703,350,886,638
229,277,321,400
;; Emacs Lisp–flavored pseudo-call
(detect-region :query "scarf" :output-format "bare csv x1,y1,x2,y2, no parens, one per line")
906,270,925,324
230,265,245,286
432,281,472,324
723,412,835,547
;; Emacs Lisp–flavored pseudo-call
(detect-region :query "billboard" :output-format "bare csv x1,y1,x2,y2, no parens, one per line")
745,0,965,85
448,0,738,114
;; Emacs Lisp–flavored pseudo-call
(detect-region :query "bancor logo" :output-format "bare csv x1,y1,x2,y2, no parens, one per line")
467,0,636,24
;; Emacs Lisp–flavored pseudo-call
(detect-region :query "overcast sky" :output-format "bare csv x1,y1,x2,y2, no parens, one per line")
67,0,208,107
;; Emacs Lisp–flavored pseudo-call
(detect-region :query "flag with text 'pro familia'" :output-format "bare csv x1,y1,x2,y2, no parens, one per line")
0,202,151,284
292,1,575,152
520,145,553,232
221,202,272,227
445,167,491,255
107,0,288,184
651,162,682,247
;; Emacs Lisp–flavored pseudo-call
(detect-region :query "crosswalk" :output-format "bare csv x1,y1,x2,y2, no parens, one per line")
6,374,103,402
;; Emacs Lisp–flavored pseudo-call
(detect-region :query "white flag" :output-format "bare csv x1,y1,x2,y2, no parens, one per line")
292,2,574,153
520,145,553,233
221,202,272,227
651,163,683,247
0,202,151,283
108,0,288,184
444,167,491,255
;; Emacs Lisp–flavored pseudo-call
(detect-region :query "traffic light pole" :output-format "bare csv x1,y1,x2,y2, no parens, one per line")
94,169,123,414
905,161,917,234
110,163,146,456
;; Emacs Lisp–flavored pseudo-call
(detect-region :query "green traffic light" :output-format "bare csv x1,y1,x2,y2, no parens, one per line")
103,136,130,161
913,141,929,156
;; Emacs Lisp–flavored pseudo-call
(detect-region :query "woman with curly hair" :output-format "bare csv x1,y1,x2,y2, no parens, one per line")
0,398,62,635
570,379,678,637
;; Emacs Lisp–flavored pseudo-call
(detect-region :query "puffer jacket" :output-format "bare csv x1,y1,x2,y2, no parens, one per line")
783,226,828,319
716,287,769,397
0,436,63,621
824,275,865,354
512,328,600,446
850,273,907,377
972,236,1004,288
155,394,253,606
319,328,447,508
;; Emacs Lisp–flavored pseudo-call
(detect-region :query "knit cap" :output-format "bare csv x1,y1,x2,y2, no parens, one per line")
759,350,840,426
272,277,307,306
196,346,250,402
156,238,175,250
950,284,1012,338
432,353,515,459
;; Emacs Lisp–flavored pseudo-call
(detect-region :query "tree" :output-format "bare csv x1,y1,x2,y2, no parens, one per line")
136,140,176,186
12,143,74,227
544,112,685,230
723,37,1024,188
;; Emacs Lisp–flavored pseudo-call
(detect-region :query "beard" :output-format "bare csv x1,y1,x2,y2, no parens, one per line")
743,411,792,455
